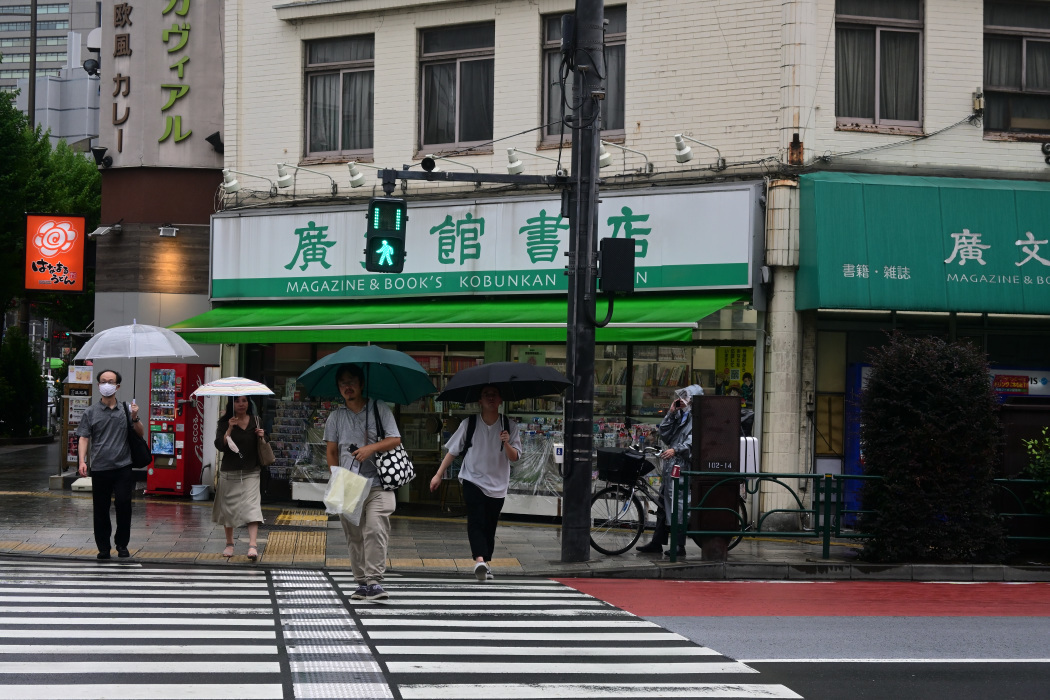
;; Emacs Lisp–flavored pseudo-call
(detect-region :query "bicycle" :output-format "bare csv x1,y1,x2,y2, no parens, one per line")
588,444,750,556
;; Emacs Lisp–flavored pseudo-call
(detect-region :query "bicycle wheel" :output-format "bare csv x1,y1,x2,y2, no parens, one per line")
727,496,748,551
589,485,645,555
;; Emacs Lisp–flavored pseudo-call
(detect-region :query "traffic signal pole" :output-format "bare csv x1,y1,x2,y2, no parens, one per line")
377,0,606,563
561,0,605,562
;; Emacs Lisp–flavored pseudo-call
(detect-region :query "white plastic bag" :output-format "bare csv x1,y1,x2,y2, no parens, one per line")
323,467,372,526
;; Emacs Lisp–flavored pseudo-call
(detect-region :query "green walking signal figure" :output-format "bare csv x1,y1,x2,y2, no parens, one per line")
364,197,408,273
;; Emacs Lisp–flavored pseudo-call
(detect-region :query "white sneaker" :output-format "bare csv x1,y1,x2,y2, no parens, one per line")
473,561,490,581
485,571,494,580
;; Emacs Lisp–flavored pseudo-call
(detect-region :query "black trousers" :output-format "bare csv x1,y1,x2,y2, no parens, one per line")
462,479,505,562
91,465,134,553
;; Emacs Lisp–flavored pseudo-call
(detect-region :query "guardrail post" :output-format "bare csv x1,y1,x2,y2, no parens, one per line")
669,476,680,563
822,474,833,559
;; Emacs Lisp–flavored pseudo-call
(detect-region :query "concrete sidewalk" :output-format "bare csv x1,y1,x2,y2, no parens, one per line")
2,441,1048,582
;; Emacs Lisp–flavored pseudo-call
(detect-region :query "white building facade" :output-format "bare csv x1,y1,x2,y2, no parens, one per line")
184,0,1050,521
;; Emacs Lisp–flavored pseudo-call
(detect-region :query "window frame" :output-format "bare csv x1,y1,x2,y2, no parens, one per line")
540,8,627,146
984,8,1050,139
418,23,496,153
835,8,925,133
302,35,375,163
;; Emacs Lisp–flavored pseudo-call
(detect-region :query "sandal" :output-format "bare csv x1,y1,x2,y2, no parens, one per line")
222,544,235,559
247,546,258,562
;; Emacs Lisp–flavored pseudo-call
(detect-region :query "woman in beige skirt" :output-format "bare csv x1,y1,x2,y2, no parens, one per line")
213,396,266,561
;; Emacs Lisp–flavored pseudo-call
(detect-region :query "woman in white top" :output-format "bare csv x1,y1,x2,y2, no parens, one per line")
431,385,522,581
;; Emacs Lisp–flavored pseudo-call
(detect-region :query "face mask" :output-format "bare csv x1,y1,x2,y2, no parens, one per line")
99,383,118,397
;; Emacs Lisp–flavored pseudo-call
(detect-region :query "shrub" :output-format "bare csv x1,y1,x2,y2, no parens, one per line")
1021,427,1050,515
0,330,46,438
859,333,1005,563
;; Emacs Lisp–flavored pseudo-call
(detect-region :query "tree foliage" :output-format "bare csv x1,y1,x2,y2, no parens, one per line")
0,330,46,437
0,90,100,330
859,333,1005,563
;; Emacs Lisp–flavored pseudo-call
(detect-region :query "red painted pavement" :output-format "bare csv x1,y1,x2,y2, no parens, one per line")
555,579,1050,617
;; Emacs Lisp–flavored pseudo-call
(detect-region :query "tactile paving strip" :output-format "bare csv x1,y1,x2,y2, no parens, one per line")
275,509,330,528
273,570,393,699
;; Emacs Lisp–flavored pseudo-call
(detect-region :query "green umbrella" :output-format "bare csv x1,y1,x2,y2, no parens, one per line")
297,345,436,404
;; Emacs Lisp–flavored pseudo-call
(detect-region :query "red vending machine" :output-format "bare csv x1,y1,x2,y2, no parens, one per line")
145,363,211,496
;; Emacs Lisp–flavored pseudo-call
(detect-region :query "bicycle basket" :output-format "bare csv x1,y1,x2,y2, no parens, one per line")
596,447,654,485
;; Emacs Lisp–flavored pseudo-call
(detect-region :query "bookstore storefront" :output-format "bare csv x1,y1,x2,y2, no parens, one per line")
798,172,1050,489
173,182,765,509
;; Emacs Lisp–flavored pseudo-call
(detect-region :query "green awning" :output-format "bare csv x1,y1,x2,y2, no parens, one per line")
169,293,745,345
798,171,1050,314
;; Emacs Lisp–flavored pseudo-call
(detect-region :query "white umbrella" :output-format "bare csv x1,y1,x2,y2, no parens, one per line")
191,377,274,398
74,320,199,397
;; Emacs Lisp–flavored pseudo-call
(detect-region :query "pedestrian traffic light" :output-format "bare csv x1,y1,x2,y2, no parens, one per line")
364,197,407,273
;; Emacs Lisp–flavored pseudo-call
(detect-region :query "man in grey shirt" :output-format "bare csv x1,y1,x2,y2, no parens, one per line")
76,369,144,560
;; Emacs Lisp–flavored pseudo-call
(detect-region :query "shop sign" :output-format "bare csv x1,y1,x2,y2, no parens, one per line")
990,368,1050,399
25,215,85,292
210,186,758,300
100,0,223,169
798,172,1050,314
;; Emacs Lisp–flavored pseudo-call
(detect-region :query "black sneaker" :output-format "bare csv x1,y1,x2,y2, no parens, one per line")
350,584,368,600
96,552,111,560
116,546,130,558
364,583,388,600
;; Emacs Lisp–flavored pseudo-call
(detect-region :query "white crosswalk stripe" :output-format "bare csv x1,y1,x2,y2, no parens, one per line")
0,560,285,700
339,574,803,699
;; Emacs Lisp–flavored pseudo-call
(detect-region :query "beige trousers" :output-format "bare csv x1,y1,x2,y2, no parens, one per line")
340,486,395,584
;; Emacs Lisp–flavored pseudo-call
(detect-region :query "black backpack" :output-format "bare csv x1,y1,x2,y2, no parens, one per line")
459,413,510,459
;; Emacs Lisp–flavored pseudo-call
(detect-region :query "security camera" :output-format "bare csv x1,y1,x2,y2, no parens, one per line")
82,58,100,77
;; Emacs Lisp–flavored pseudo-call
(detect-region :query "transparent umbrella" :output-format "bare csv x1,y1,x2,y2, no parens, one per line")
74,320,198,397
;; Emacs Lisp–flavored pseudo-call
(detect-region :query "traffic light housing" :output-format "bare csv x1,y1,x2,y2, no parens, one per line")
364,197,407,273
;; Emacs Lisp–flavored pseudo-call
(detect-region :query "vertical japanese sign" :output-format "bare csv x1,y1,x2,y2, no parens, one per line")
100,0,223,168
25,215,85,292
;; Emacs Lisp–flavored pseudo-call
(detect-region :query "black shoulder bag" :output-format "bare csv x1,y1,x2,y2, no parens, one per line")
123,402,153,469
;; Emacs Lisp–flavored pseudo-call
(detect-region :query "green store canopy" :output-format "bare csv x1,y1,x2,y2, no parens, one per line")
169,293,745,345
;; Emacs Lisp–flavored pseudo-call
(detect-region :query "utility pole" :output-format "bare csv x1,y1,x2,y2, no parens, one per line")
19,0,38,337
560,0,605,562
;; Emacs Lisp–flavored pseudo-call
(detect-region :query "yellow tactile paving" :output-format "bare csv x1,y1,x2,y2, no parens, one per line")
274,509,329,528
489,558,521,567
421,558,458,568
294,531,327,563
388,558,424,567
41,547,77,555
133,551,167,559
164,552,197,559
326,557,352,568
262,531,298,563
0,541,21,549
12,543,47,552
73,547,98,556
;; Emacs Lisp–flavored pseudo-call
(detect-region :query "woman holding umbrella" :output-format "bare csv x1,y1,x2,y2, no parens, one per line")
430,385,523,581
213,396,266,561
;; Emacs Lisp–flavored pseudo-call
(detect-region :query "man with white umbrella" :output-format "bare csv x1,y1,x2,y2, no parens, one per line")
76,369,145,559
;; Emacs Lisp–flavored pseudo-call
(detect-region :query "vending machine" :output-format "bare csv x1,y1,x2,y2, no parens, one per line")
145,363,212,496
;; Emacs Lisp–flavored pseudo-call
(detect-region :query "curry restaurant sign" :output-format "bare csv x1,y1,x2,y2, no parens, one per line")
210,187,757,300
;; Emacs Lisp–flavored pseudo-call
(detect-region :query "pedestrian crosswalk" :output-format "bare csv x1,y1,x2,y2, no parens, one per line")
333,573,803,699
0,560,802,699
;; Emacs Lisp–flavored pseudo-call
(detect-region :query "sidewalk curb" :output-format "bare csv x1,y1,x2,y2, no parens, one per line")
4,550,1047,583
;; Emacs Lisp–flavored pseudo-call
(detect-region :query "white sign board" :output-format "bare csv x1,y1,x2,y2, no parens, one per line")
211,186,758,300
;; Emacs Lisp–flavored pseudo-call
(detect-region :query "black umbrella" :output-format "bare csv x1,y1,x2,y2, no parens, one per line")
437,361,572,403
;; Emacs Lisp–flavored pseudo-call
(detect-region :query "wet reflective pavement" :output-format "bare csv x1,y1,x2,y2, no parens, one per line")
1,441,1046,581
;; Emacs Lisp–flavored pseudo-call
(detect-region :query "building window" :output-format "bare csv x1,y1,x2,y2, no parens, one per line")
420,22,494,149
542,6,626,141
835,0,922,128
0,70,30,79
36,20,69,30
984,1,1050,135
305,35,374,156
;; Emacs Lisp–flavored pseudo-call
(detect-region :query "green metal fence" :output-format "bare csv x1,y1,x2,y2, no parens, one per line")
668,470,1050,562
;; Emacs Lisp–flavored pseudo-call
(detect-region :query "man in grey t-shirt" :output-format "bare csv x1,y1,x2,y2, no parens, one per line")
75,369,144,560
324,364,401,601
